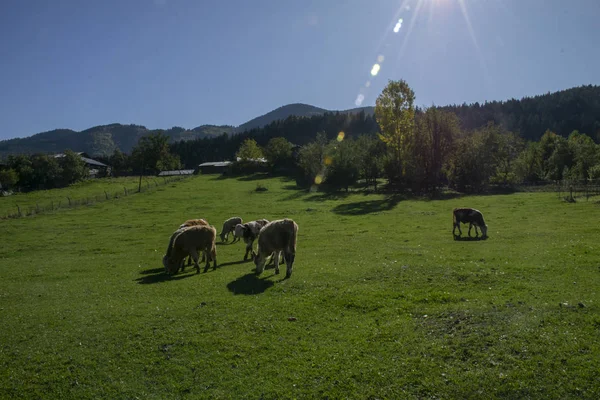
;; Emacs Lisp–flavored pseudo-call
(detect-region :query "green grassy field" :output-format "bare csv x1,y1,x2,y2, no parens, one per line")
1,174,599,399
0,176,181,218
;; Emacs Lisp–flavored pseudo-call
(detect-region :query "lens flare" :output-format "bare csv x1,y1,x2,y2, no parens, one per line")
324,156,333,166
365,81,371,88
355,94,365,106
377,55,385,63
337,131,345,142
393,18,403,33
314,175,323,185
370,63,380,76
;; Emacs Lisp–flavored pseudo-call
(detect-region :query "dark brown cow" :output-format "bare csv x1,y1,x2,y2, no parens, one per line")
453,208,488,238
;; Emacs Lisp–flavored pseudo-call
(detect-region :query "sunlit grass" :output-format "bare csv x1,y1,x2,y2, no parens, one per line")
1,174,599,398
0,176,172,218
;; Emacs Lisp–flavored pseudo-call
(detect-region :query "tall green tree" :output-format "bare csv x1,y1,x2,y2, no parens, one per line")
131,131,181,174
412,108,460,192
326,138,361,192
375,79,415,185
0,168,19,190
236,138,264,161
296,132,328,187
567,130,599,180
513,141,543,182
109,149,132,176
58,149,88,185
356,135,385,191
263,137,293,169
30,154,63,190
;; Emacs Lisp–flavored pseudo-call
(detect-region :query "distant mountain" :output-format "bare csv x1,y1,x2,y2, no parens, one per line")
3,84,598,159
439,84,600,141
0,123,232,158
236,103,374,132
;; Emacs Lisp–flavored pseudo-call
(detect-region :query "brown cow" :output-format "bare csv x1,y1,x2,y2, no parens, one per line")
254,219,298,279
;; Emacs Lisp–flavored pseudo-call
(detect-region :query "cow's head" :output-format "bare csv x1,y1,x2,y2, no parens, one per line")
480,224,488,238
254,253,266,276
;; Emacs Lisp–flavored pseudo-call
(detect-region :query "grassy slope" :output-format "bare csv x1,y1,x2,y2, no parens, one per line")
0,177,168,218
1,175,599,399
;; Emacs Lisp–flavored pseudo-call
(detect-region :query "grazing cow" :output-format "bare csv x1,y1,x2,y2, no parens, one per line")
233,224,245,244
241,219,270,260
164,225,217,274
220,217,243,242
179,219,209,266
453,208,488,238
254,219,298,279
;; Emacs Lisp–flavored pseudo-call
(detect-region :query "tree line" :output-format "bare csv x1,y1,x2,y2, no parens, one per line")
3,81,599,194
218,81,600,194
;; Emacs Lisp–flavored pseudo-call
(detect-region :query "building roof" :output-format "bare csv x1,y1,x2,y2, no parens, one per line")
53,152,108,167
158,169,195,176
198,161,233,167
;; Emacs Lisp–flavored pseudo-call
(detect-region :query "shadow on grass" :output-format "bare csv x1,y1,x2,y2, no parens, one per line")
139,268,165,275
135,271,196,284
282,184,300,191
304,191,352,202
453,235,489,242
331,195,404,215
236,173,271,181
226,273,275,295
218,259,252,268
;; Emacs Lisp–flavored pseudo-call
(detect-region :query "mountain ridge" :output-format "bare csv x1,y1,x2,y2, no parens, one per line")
2,84,599,158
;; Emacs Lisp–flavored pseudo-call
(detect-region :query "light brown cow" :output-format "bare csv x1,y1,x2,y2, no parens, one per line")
164,225,217,274
254,219,298,279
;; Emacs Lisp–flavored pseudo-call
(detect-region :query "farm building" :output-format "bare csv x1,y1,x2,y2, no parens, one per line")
53,152,110,178
198,161,232,174
157,169,196,177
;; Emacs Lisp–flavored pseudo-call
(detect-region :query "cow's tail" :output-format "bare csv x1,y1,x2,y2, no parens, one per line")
287,219,298,254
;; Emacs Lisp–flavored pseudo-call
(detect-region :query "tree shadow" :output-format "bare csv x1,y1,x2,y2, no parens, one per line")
226,273,275,295
303,191,352,202
237,173,271,181
134,271,196,285
282,184,300,191
281,189,308,201
139,268,165,275
331,195,404,215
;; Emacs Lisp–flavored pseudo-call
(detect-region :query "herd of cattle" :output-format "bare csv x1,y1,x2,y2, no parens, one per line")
161,207,486,280
162,217,299,279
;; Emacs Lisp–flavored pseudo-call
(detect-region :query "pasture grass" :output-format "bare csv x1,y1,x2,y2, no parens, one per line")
0,176,180,218
1,173,599,399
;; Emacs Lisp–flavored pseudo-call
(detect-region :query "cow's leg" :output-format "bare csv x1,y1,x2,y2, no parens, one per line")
454,222,462,237
274,251,280,275
244,243,251,260
211,246,218,270
474,225,479,237
468,223,473,237
187,249,200,273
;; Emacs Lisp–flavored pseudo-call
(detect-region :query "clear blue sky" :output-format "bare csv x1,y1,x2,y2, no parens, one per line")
1,0,599,140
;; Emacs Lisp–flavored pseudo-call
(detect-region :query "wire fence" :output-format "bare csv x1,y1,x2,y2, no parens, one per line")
513,179,600,201
552,179,600,202
1,175,189,220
